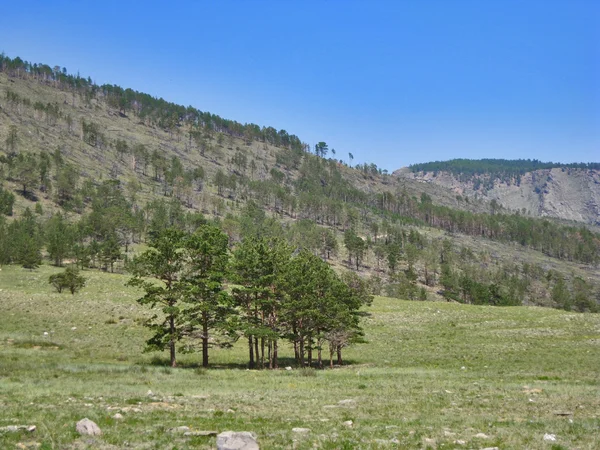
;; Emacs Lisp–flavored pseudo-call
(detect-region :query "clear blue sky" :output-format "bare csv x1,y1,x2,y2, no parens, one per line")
1,0,598,170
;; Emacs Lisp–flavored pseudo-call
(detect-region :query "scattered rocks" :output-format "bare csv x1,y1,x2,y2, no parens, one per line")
0,425,36,433
112,413,123,420
474,433,490,439
292,427,310,434
342,420,353,428
423,437,436,446
454,439,466,445
543,433,557,442
216,431,259,450
76,418,101,436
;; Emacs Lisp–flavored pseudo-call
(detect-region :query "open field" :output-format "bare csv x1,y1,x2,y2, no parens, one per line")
1,265,599,449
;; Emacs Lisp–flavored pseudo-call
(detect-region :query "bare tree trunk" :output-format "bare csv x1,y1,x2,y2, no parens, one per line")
248,336,255,369
337,346,343,366
268,341,272,369
202,313,209,368
317,341,323,369
329,344,334,369
254,336,259,368
299,338,305,367
169,315,176,367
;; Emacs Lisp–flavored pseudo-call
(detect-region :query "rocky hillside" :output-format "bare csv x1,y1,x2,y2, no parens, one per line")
395,166,600,226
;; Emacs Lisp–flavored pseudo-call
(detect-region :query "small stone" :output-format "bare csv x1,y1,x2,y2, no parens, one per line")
43,332,48,336
460,366,466,370
170,426,190,433
292,427,310,434
338,399,355,405
342,420,353,428
474,433,490,439
480,447,499,450
113,413,123,420
227,409,235,413
75,418,101,436
443,430,455,437
216,431,259,450
146,390,154,397
285,367,292,371
322,405,337,409
454,440,466,445
71,327,77,331
543,434,557,442
424,437,436,445
0,425,36,434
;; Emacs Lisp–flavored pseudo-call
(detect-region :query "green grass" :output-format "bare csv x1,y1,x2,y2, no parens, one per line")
1,264,599,449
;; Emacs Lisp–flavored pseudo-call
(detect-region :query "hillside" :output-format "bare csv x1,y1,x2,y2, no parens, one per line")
1,55,599,312
396,160,600,226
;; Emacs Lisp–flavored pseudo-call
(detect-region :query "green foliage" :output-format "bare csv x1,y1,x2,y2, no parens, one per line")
410,158,600,179
128,226,232,367
0,185,15,215
48,266,86,294
127,228,187,367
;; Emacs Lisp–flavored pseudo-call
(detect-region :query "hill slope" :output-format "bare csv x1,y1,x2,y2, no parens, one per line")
1,56,599,311
396,160,600,225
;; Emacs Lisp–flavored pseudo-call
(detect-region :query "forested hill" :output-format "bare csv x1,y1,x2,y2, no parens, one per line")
397,159,600,226
409,158,600,179
1,54,599,312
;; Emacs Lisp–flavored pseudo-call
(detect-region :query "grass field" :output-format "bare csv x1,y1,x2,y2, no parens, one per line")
1,264,599,449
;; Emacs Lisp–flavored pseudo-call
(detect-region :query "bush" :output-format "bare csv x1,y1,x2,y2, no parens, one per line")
49,267,86,294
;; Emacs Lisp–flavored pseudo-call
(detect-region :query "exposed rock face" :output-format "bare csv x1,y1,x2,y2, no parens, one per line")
396,168,600,225
216,431,259,450
75,418,101,436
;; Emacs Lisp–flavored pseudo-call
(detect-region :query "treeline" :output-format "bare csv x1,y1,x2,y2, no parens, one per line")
129,228,371,369
409,158,600,184
0,54,306,152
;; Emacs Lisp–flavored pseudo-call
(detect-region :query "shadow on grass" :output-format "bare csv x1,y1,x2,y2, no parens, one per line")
144,355,359,370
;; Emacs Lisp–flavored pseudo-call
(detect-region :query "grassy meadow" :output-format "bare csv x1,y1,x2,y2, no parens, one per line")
1,264,599,449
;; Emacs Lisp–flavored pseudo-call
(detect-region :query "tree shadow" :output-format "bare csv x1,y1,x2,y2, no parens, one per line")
20,190,39,202
144,355,358,370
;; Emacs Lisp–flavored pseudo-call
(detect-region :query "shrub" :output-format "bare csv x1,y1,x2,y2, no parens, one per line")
49,267,86,294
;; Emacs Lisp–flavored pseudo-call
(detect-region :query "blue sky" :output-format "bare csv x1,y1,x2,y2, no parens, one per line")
1,0,598,170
